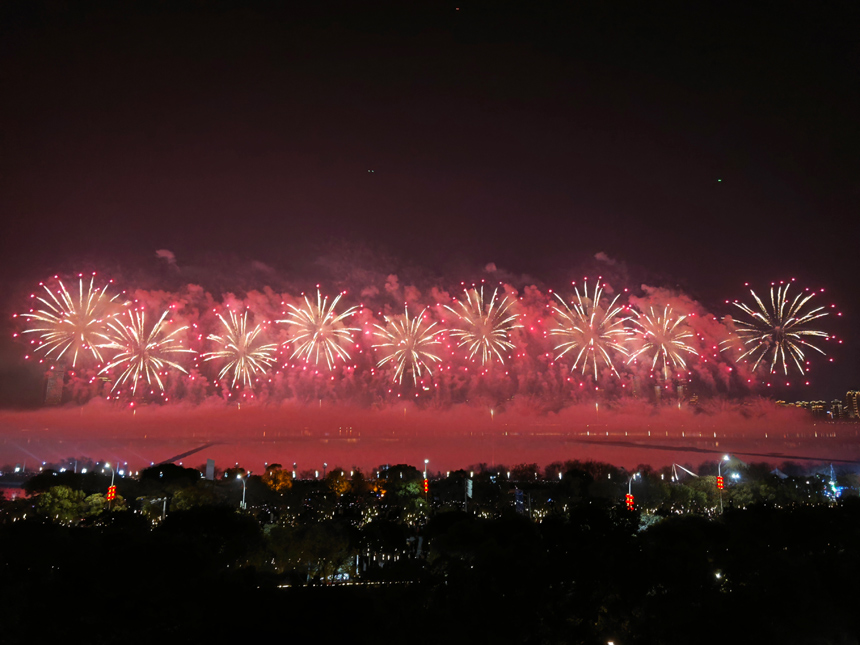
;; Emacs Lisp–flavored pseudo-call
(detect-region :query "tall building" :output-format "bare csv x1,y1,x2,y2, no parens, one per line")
831,400,845,419
845,391,860,419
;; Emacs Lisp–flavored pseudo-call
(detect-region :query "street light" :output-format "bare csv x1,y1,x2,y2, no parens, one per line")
104,462,116,486
626,472,640,510
104,462,116,509
717,454,730,513
150,497,168,522
237,473,246,509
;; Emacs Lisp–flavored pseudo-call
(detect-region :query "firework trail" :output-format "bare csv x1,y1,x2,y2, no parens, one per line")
98,308,195,394
723,282,829,375
202,310,277,388
19,274,125,367
444,286,522,365
373,306,443,384
628,305,698,380
277,289,359,370
550,279,629,378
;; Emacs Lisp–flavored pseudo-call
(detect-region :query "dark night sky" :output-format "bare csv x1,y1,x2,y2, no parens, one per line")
1,1,859,398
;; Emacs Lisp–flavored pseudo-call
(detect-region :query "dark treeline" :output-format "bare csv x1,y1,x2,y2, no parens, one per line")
1,458,858,644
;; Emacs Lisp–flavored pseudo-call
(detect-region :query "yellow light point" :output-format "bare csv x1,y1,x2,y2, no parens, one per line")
444,286,522,365
373,306,443,384
627,305,698,380
721,282,828,375
202,309,278,389
20,275,127,367
98,308,195,394
276,289,358,370
550,279,629,378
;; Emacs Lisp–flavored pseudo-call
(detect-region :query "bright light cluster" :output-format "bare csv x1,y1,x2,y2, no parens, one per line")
14,273,837,397
98,308,194,394
277,290,358,370
445,287,522,366
373,306,442,385
627,306,698,380
203,310,278,388
19,274,125,368
550,279,629,378
722,281,829,375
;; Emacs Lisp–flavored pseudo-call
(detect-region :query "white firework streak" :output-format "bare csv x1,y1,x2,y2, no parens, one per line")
20,275,125,367
627,305,698,380
98,309,195,394
373,306,443,384
549,279,629,378
444,287,522,365
202,310,278,388
277,290,358,370
722,283,828,375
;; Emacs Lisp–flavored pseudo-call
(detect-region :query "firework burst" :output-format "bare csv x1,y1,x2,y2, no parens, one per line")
277,290,358,370
444,286,522,365
627,305,698,380
202,310,277,388
550,279,629,378
373,306,443,384
18,274,125,367
98,308,195,394
723,282,829,375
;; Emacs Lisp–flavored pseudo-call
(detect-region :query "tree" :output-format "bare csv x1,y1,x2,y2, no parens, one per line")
139,463,202,494
325,468,350,497
267,519,354,581
262,465,292,493
511,463,541,482
36,486,86,524
171,482,220,510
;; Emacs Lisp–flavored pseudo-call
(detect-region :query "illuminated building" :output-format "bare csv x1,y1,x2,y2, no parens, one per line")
845,391,860,419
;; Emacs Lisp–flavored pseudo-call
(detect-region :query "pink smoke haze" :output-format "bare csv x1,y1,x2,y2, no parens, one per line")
1,400,855,474
9,266,846,474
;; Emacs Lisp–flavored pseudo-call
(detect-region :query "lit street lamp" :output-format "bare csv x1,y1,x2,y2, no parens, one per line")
104,462,116,509
104,462,116,487
718,454,730,513
626,472,640,510
150,497,168,522
237,473,246,509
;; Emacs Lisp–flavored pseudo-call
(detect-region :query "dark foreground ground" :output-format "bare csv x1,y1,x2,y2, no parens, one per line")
3,505,859,645
2,456,859,645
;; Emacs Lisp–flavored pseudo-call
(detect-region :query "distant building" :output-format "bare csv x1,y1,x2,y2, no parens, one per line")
811,401,827,418
778,396,858,421
845,391,860,419
831,400,845,420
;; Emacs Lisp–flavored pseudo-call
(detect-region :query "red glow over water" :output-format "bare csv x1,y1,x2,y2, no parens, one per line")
0,401,856,473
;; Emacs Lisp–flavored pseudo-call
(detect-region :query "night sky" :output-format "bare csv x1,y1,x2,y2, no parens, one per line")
2,1,859,401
